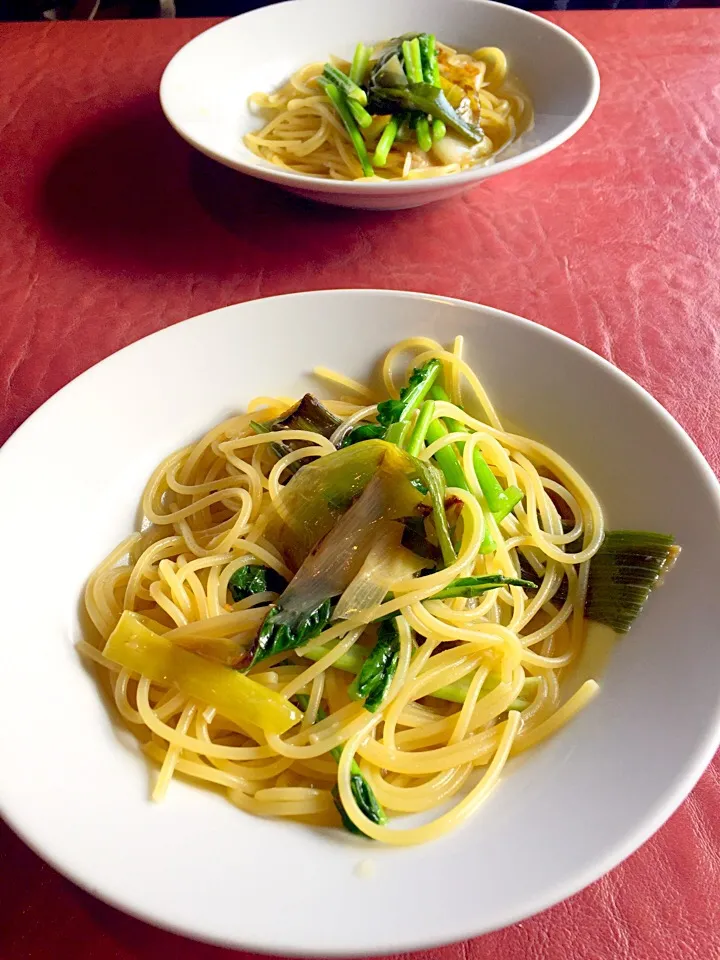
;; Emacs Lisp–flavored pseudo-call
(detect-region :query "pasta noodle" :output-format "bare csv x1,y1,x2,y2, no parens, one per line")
244,41,533,181
82,336,604,844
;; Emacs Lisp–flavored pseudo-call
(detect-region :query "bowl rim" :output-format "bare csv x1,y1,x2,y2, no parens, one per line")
1,289,719,955
159,0,601,194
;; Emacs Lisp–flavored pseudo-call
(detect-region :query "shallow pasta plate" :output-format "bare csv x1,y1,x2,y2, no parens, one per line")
159,0,600,210
0,290,719,955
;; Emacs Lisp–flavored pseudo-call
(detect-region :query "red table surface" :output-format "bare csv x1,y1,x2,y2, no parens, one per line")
1,10,719,960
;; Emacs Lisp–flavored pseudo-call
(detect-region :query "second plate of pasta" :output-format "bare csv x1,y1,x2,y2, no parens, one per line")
160,0,600,208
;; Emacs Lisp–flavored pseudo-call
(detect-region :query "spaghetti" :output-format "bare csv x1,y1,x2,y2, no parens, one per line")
244,39,533,181
82,336,604,845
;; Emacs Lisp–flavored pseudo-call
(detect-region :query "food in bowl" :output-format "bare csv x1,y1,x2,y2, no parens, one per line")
81,336,677,844
244,34,533,181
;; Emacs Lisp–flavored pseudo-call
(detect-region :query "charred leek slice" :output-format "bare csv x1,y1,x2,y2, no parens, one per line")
246,443,430,668
271,393,342,439
585,531,679,633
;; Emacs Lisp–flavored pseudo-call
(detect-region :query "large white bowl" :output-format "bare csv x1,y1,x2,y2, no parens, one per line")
160,0,600,209
1,291,719,955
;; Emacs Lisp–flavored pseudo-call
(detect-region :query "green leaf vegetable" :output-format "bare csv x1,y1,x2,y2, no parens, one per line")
378,361,454,564
318,32,482,175
341,423,386,447
428,383,524,521
340,360,452,565
418,34,440,86
430,573,538,600
348,617,400,711
249,597,333,667
332,773,387,837
293,695,387,836
228,565,287,603
335,361,525,563
423,382,525,553
405,399,435,458
415,455,456,566
367,34,484,146
346,98,373,129
301,643,539,709
336,361,455,565
376,358,442,443
368,573,536,620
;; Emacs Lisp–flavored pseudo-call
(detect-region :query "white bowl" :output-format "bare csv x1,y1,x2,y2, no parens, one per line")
1,291,719,955
160,0,600,210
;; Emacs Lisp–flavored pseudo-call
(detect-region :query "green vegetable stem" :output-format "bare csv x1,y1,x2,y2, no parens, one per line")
322,63,368,104
317,77,374,177
293,694,387,836
372,115,401,167
377,358,441,445
349,42,371,85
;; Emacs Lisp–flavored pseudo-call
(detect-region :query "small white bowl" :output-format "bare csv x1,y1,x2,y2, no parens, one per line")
160,0,600,210
0,291,719,955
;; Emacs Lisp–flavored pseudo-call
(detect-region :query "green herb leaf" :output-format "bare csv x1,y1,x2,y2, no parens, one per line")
368,40,484,147
228,565,287,603
293,695,387,837
348,618,400,712
341,423,386,447
376,360,441,428
245,597,333,668
332,772,388,836
430,574,537,600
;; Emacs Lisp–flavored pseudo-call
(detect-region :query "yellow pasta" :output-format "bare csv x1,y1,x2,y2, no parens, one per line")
82,336,608,845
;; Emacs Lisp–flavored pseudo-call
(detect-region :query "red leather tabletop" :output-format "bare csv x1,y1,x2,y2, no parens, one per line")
1,10,719,959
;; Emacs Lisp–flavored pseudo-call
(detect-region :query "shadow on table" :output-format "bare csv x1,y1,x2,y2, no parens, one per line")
37,93,425,280
75,886,268,959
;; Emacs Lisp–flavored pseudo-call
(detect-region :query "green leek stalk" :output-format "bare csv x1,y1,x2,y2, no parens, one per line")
415,115,432,152
432,118,447,142
373,115,400,166
405,400,435,457
349,43,371,85
428,383,523,522
322,63,368,104
301,641,538,709
346,98,373,128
